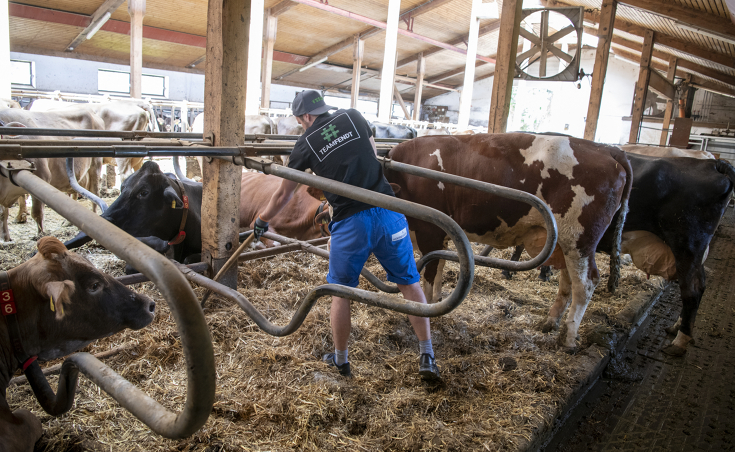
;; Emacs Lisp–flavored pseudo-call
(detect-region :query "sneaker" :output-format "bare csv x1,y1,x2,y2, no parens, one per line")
323,353,352,377
419,354,441,381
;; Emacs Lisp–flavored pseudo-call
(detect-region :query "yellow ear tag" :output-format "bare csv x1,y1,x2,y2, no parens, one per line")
50,296,55,312
60,304,64,316
172,200,176,208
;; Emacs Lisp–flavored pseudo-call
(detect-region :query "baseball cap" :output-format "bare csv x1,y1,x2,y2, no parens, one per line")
292,90,336,116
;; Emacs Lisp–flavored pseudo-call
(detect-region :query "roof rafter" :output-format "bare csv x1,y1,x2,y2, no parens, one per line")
618,0,735,41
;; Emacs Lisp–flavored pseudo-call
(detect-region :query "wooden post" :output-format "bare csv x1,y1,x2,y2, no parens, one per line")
659,56,678,145
538,10,549,77
584,0,617,141
202,0,248,288
488,0,522,133
393,83,411,119
413,53,425,121
628,29,655,144
1,0,11,99
458,0,482,130
378,0,401,122
350,35,364,108
246,0,264,116
127,0,145,99
260,11,277,110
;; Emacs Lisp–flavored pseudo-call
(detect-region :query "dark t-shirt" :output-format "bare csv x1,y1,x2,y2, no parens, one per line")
288,109,395,223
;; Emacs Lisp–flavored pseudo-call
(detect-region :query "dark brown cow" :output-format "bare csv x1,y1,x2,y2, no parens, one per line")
386,133,632,349
240,171,329,243
1,237,155,451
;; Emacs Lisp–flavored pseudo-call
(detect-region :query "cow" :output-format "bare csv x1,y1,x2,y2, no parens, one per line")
276,115,304,136
621,144,715,160
594,154,735,356
0,236,155,452
29,99,158,183
0,98,21,109
385,133,632,349
370,122,418,139
0,110,105,242
416,127,451,137
64,161,329,270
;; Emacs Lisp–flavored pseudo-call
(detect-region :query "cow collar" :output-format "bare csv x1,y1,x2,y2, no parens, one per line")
0,271,38,373
168,179,190,246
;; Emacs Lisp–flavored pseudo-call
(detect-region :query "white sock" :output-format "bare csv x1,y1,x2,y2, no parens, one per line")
419,339,434,358
335,349,348,365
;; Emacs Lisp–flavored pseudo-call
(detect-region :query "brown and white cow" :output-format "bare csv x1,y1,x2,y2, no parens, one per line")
0,110,106,242
240,171,329,243
0,237,155,451
386,133,632,349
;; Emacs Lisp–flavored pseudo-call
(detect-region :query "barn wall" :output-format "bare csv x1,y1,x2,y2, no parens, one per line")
10,52,206,102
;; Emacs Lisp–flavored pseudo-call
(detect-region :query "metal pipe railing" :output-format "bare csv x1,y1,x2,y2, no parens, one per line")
0,138,210,147
65,158,108,213
0,168,215,439
380,157,558,272
227,156,474,318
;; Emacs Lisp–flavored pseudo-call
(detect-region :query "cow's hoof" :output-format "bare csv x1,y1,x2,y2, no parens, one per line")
15,214,27,224
662,344,687,357
559,345,578,355
538,319,557,333
501,270,513,280
664,324,679,336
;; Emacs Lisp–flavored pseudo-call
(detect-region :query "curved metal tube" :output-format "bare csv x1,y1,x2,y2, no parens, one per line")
24,360,79,416
65,158,108,213
231,157,474,318
380,158,559,272
4,169,215,439
172,155,198,184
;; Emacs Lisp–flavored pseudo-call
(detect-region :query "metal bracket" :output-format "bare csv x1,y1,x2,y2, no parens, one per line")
0,159,36,186
402,14,414,32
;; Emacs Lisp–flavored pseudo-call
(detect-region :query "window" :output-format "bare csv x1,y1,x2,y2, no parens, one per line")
10,60,35,87
98,69,168,97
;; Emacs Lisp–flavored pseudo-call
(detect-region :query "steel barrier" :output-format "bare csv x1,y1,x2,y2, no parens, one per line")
0,166,215,439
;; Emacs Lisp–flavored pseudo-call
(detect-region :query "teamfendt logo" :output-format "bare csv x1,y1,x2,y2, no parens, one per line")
321,124,340,141
304,113,361,162
312,96,323,104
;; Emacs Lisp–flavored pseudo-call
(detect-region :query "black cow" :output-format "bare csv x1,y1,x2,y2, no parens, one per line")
370,121,418,139
64,161,203,269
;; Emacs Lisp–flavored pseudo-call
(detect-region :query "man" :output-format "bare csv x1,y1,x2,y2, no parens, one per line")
255,90,440,381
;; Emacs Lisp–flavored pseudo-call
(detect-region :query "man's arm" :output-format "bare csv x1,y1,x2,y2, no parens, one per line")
258,178,300,222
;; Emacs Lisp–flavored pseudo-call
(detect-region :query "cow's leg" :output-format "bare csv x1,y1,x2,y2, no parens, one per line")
0,397,43,452
539,266,552,282
15,195,28,223
423,259,446,303
541,268,571,333
1,206,11,242
560,255,600,349
663,257,705,356
502,245,525,280
31,196,44,236
413,230,448,303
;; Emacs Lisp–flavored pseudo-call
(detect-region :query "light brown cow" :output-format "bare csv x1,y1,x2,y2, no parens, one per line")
0,237,155,451
0,109,105,242
621,144,715,160
386,133,632,349
239,171,329,243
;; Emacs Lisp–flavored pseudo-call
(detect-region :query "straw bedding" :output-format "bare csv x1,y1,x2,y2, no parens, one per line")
3,198,663,452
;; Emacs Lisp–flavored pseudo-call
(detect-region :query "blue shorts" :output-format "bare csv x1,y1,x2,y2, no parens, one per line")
327,207,420,288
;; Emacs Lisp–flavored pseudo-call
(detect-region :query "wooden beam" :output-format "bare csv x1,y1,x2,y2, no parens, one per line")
202,0,247,288
378,0,401,122
648,68,675,100
270,0,296,16
488,0,522,133
584,0,616,141
727,0,735,27
1,0,9,98
458,0,482,130
66,0,125,52
628,29,655,144
260,11,277,109
619,0,735,40
393,82,411,119
413,53,425,120
660,56,677,145
127,0,145,99
689,75,735,98
350,35,364,108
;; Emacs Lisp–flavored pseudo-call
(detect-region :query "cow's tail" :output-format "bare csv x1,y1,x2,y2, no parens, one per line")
607,148,633,293
141,102,160,132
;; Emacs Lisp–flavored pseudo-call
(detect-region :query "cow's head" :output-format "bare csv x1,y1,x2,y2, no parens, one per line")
305,186,332,236
103,161,188,240
15,237,155,361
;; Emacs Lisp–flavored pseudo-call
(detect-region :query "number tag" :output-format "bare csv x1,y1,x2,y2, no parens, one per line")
1,289,16,315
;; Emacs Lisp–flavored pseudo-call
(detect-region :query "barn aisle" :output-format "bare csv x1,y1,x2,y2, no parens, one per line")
545,208,735,451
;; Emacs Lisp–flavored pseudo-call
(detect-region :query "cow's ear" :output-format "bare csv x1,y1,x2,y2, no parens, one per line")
163,186,184,209
43,280,75,320
306,186,326,201
389,183,401,195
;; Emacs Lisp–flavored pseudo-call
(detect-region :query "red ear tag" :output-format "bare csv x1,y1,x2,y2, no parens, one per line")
1,288,17,315
168,231,187,245
182,195,189,209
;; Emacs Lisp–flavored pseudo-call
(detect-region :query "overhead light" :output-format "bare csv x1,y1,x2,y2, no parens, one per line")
675,20,735,46
299,56,328,72
86,12,112,40
476,1,499,20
